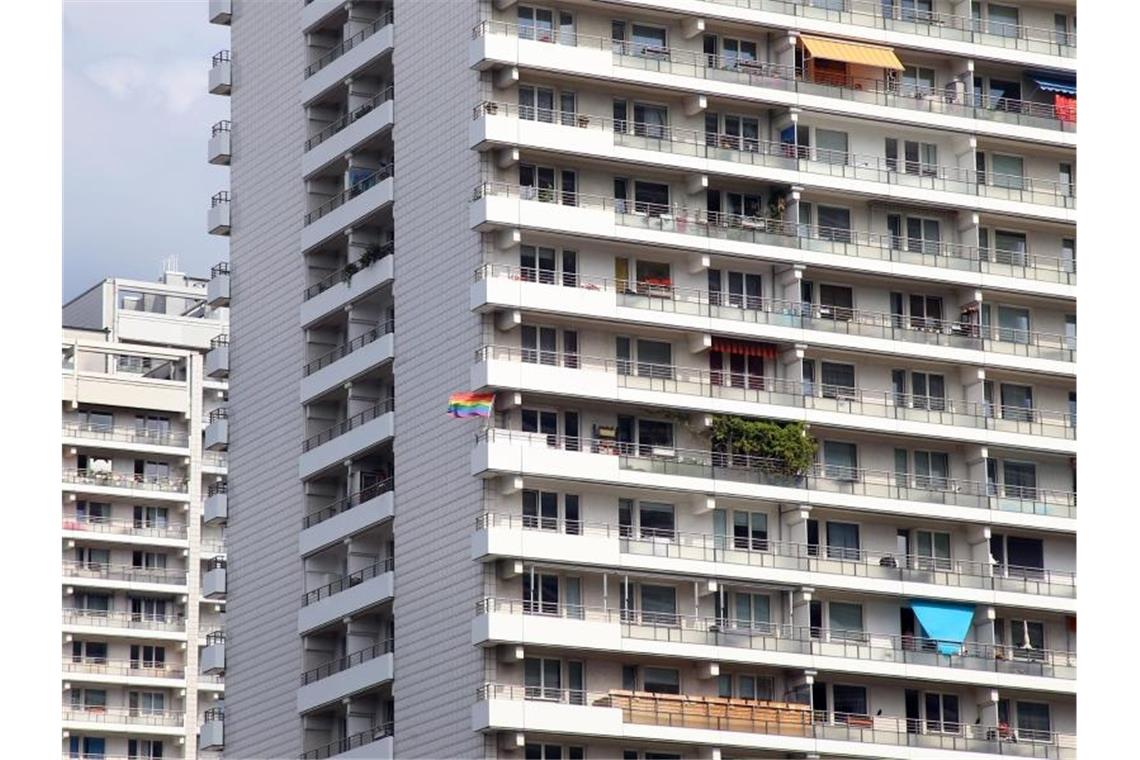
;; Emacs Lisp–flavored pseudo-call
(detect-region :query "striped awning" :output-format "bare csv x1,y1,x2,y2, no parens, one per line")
711,337,779,359
800,35,904,71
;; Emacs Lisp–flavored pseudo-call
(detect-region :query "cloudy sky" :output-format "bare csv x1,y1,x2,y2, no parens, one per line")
63,0,229,300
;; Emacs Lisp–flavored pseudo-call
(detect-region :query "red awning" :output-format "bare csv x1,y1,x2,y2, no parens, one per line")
711,337,779,359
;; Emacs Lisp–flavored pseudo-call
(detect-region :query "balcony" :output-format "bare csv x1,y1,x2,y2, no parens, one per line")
62,608,186,636
299,399,394,479
201,631,225,674
208,0,231,25
303,12,394,104
205,408,229,451
301,242,394,326
62,561,188,590
208,120,231,164
205,335,230,378
200,708,224,750
61,420,190,451
472,184,1076,299
208,49,231,95
204,481,228,524
473,102,1076,222
474,683,1076,759
299,723,393,760
470,23,1075,144
207,191,231,235
304,87,395,177
298,558,394,634
203,450,228,473
297,640,393,713
62,469,190,498
62,515,187,543
62,705,185,734
300,478,394,557
63,657,184,684
301,166,394,252
474,512,1076,609
208,261,230,307
203,559,227,599
473,429,1076,529
476,598,1075,690
301,322,394,402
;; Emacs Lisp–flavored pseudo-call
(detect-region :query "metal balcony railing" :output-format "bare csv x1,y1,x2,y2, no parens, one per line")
476,343,1075,439
306,86,394,151
211,49,230,67
475,429,1077,519
63,657,184,680
205,630,226,646
62,560,188,586
471,21,1075,132
201,539,227,556
304,164,394,225
305,11,394,78
63,608,185,631
299,723,393,760
62,704,185,727
475,682,1076,756
211,190,231,208
204,707,225,723
476,101,1076,208
475,264,1075,359
300,639,393,685
208,407,230,423
302,398,394,452
62,515,188,539
207,480,229,497
210,334,230,349
61,420,190,448
303,241,394,300
211,119,232,137
304,320,394,376
62,468,189,493
475,512,1076,598
211,261,231,277
301,557,394,606
303,477,394,529
203,451,229,469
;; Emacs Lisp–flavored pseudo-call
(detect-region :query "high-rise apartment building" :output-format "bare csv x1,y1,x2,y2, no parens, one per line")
61,268,230,758
214,0,1076,757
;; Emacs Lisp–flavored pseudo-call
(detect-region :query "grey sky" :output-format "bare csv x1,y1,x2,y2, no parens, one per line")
63,0,229,300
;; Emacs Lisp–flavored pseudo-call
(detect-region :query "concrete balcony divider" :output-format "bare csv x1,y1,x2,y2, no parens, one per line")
299,724,394,760
300,325,394,403
298,401,394,479
300,481,394,557
297,560,394,634
301,244,394,327
301,172,394,253
302,14,394,104
304,91,394,177
297,642,394,713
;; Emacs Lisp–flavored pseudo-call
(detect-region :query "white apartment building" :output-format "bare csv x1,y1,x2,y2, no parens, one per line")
62,269,230,759
214,0,1075,758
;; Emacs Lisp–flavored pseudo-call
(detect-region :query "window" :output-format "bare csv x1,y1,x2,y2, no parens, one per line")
519,163,557,203
633,338,672,380
829,602,865,640
517,6,555,42
130,644,166,669
72,640,108,664
640,584,678,625
76,501,110,524
129,690,166,715
523,572,560,615
995,305,1030,344
524,657,563,700
732,592,771,630
1000,383,1034,422
905,218,941,255
820,361,856,400
129,597,167,622
832,684,869,719
815,129,849,165
910,371,946,411
134,506,169,529
520,245,556,284
717,114,760,152
561,250,577,287
913,450,950,490
818,284,853,321
993,230,1028,266
1002,460,1038,499
521,325,557,365
991,533,1044,578
1059,163,1073,197
825,522,860,561
522,489,559,530
986,3,1020,38
633,180,670,215
636,418,674,456
518,85,555,123
914,530,951,571
634,259,671,291
630,24,668,58
925,693,960,733
1015,702,1052,741
132,551,167,570
732,510,768,551
642,666,680,694
76,546,110,569
900,65,935,96
900,0,934,23
903,140,938,176
558,11,576,46
633,103,669,139
639,502,675,540
69,737,107,759
521,408,560,448
823,441,858,480
907,293,943,329
526,746,582,760
991,154,1025,190
721,37,758,68
817,206,852,243
560,170,577,207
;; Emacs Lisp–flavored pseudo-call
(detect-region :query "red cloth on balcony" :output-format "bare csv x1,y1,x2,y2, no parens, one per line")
1054,94,1076,123
710,337,778,358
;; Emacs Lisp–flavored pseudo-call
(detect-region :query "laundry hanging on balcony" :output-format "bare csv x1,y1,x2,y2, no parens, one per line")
710,337,779,359
910,600,976,656
447,391,495,418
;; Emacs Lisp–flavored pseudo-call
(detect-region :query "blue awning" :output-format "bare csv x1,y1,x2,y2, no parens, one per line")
1030,74,1076,96
911,600,975,656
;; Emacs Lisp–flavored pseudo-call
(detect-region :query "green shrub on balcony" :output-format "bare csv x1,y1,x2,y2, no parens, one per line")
709,415,818,476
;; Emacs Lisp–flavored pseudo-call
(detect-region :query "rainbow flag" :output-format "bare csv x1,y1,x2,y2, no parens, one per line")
447,391,495,418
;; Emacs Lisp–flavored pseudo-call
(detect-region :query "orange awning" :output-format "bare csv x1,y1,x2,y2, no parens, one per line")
800,35,904,71
711,337,778,359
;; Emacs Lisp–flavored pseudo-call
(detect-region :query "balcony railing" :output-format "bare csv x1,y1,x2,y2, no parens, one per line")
473,21,1075,132
476,683,1076,756
62,515,188,540
476,101,1076,208
306,86,395,151
207,480,228,497
476,264,1075,359
476,429,1077,519
206,630,225,646
211,119,231,138
63,657,185,680
203,451,229,469
304,10,394,78
304,242,394,300
302,397,394,452
476,512,1076,598
62,469,189,494
62,608,185,631
204,707,224,723
201,539,227,556
62,560,188,586
303,319,394,376
62,704,185,727
301,557,394,606
210,334,230,349
303,477,394,529
304,164,394,225
476,343,1075,439
300,639,393,685
299,723,394,760
208,407,230,423
211,190,230,208
473,183,1077,288
211,261,231,277
62,421,190,448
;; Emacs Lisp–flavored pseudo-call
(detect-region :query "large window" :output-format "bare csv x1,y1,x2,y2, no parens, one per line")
829,602,865,641
1002,460,1038,499
817,206,852,243
524,657,562,700
1000,383,1034,422
913,450,950,490
818,283,854,321
832,684,868,719
640,585,678,625
639,502,675,540
642,666,680,694
825,522,860,561
986,4,1020,38
632,103,669,139
1015,702,1052,741
991,154,1025,190
815,129,849,165
732,510,768,551
822,441,858,481
995,305,1030,344
633,181,670,215
517,6,554,42
630,24,668,57
820,361,856,400
925,693,961,733
732,592,771,630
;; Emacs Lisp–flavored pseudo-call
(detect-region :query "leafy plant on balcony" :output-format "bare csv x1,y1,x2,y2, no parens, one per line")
708,415,817,476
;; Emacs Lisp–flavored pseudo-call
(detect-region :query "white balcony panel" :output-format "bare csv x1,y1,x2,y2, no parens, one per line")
61,480,189,504
471,438,1075,534
207,270,230,305
208,0,231,25
301,254,394,327
63,715,186,738
200,719,224,750
205,344,229,378
304,99,395,178
208,61,231,95
302,177,394,253
472,699,624,742
204,418,229,451
201,641,225,674
473,359,1076,456
63,576,188,596
207,130,231,164
62,373,187,415
473,114,1074,224
117,311,226,352
339,736,394,760
300,491,394,557
62,619,187,642
203,566,227,598
297,652,394,713
300,332,394,403
204,491,228,524
302,0,343,32
207,201,231,235
297,570,394,634
60,432,186,458
469,32,1075,149
302,23,394,104
299,411,394,480
470,193,1076,306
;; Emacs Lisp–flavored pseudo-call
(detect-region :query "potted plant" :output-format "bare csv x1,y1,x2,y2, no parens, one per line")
708,415,817,483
